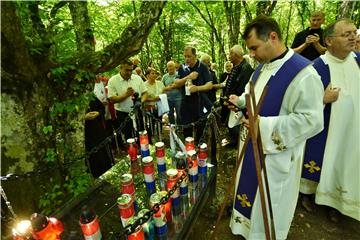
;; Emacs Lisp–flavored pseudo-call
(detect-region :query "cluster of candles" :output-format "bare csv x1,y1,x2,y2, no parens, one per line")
118,133,209,239
12,214,64,240
12,132,209,240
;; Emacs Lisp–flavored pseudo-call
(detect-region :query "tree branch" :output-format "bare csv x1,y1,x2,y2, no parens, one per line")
26,2,53,62
189,1,226,57
68,1,95,56
242,0,252,23
1,1,39,96
80,1,167,73
50,1,68,18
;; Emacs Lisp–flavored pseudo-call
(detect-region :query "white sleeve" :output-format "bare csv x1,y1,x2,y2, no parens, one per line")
259,68,324,154
107,77,117,98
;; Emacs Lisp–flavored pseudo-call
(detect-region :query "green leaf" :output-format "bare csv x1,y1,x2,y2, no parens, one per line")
42,125,53,135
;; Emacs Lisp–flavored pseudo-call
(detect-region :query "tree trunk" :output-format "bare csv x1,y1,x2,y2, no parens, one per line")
242,1,253,23
68,1,95,56
285,1,294,46
188,1,227,60
224,1,241,48
338,0,356,19
158,11,174,71
1,0,167,222
256,1,277,16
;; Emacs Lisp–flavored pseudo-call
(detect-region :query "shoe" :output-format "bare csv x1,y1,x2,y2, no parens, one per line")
328,208,340,223
301,194,315,212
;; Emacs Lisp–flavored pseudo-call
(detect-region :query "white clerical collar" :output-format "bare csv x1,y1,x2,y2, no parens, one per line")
263,49,294,72
325,51,352,63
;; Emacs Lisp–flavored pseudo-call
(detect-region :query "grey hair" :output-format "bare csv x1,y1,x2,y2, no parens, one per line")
230,45,244,56
200,53,211,62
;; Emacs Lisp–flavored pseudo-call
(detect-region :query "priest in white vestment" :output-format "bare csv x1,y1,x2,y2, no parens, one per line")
228,16,324,239
309,19,360,221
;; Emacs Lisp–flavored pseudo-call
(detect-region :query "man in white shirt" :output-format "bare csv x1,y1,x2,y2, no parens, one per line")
228,16,324,239
108,59,148,141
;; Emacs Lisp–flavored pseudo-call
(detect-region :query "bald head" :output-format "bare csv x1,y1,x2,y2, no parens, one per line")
229,45,244,65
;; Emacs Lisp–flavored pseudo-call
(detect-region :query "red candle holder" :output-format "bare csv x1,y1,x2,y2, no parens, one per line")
198,143,208,159
187,150,198,168
155,142,165,158
149,193,167,226
139,131,149,145
166,169,180,200
120,173,135,195
185,137,195,152
127,224,145,240
160,191,172,223
30,213,63,240
79,206,102,240
127,138,138,161
198,143,208,174
118,194,135,227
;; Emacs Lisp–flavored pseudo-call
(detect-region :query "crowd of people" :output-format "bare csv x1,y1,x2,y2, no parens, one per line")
84,11,359,240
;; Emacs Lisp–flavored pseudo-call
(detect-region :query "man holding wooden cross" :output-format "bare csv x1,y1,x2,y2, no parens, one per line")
228,16,324,239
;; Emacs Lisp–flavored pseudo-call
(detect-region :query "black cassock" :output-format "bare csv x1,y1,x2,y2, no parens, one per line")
85,96,114,178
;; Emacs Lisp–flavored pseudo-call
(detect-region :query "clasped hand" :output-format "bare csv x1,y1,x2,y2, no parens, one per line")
306,33,320,45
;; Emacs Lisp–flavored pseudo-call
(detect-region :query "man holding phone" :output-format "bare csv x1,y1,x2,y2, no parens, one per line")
108,59,148,144
291,11,327,60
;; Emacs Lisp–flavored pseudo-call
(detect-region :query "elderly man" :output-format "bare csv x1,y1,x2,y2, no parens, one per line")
228,16,324,239
291,11,327,60
162,61,182,124
217,45,254,147
108,59,148,142
301,19,360,222
175,46,213,141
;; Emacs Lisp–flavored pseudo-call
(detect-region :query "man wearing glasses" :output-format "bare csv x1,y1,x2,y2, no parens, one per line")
301,19,360,222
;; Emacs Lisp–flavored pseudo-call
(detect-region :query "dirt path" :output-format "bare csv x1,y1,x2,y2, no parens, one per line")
189,147,360,240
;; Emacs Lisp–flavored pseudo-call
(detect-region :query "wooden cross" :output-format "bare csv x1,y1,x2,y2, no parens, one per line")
212,82,275,240
245,82,275,240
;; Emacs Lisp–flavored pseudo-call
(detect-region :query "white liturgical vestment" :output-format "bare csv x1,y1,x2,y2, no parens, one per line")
230,50,324,239
314,52,360,221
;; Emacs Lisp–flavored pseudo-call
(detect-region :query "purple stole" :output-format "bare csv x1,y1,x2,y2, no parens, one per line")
302,52,360,183
234,53,311,219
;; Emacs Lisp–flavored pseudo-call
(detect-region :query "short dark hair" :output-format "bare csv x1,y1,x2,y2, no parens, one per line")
243,15,282,41
119,59,133,68
184,46,197,56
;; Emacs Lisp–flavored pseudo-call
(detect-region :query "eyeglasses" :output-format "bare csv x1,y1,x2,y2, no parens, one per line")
329,30,357,38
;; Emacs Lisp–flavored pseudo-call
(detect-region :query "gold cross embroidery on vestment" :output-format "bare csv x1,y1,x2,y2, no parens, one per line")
304,160,320,173
237,194,251,207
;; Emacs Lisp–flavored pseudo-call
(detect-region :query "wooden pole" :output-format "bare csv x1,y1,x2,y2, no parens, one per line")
246,93,271,240
211,87,269,240
249,83,276,240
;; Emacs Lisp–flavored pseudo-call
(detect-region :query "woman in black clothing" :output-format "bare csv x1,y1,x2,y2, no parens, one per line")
85,95,114,178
